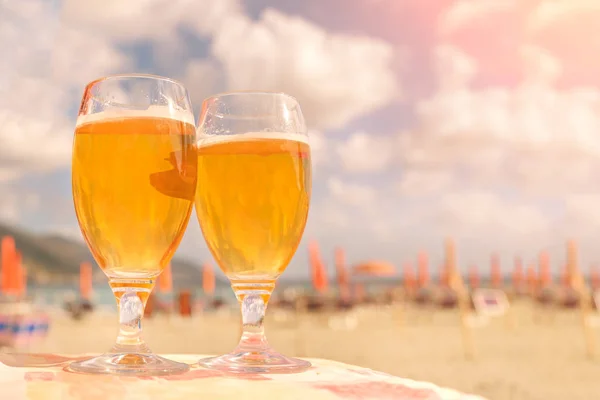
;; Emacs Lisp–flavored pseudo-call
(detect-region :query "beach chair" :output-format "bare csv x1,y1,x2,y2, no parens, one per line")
0,299,49,350
472,289,510,318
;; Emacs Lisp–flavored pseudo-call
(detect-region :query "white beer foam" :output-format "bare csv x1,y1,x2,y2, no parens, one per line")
76,105,194,127
197,131,309,148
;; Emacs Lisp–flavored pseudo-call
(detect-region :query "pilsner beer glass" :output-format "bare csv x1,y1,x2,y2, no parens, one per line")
195,92,312,373
69,74,196,375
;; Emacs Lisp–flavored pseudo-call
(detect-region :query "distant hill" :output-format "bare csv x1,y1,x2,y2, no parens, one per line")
0,222,224,287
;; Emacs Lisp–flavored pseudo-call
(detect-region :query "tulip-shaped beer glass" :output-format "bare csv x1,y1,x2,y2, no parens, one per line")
195,92,312,373
69,74,197,375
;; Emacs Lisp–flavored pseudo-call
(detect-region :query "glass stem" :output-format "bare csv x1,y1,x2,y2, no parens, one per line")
231,280,275,351
108,278,154,354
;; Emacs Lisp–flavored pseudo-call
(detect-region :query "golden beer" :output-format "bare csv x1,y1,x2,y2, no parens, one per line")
72,114,197,278
195,134,311,280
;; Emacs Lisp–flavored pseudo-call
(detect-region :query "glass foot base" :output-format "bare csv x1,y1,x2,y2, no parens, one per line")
67,353,190,376
199,349,311,374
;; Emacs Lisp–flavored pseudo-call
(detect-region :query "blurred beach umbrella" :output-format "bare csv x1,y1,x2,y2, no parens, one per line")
526,264,537,295
158,263,173,293
443,238,461,290
444,238,467,293
334,247,349,287
417,251,429,288
565,239,596,359
439,263,449,287
309,241,328,293
334,247,350,300
403,263,416,292
566,240,585,290
5,249,24,297
538,251,551,287
22,266,27,298
1,236,16,295
353,282,366,302
442,238,475,360
490,254,502,289
178,290,192,317
468,265,480,289
590,265,600,290
202,263,216,296
14,251,25,298
512,257,524,290
0,237,26,297
79,262,93,300
21,264,27,298
560,264,570,287
352,261,395,277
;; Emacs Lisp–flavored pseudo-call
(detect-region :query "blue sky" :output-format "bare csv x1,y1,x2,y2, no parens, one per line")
3,0,600,280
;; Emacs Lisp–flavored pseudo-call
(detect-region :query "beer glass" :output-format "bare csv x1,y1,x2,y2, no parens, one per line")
195,92,312,373
69,74,196,375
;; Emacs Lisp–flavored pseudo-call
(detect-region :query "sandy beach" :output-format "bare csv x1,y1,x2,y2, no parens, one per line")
17,299,600,400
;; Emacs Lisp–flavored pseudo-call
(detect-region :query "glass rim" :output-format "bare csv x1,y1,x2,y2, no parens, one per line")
80,73,191,114
83,73,188,102
86,73,187,89
202,91,300,105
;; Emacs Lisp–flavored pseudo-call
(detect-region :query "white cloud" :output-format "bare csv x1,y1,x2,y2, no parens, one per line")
61,0,243,40
528,0,600,32
207,9,398,131
310,178,409,245
433,45,477,92
0,0,130,181
10,0,387,180
335,132,395,173
327,177,377,207
0,185,40,224
396,169,457,195
0,169,21,183
308,130,327,170
307,200,350,231
437,191,550,236
395,44,600,195
320,177,418,243
59,0,243,107
51,26,130,90
62,0,399,131
563,195,600,235
440,0,516,34
181,59,223,113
